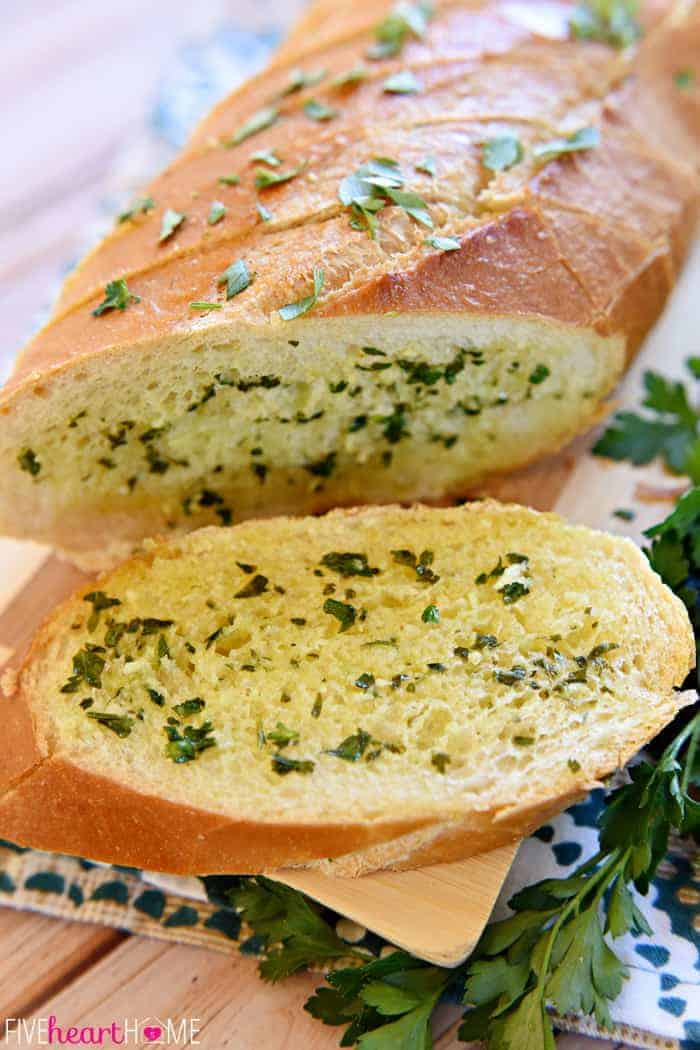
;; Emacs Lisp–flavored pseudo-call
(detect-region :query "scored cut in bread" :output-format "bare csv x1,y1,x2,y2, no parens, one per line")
0,502,693,876
0,0,699,568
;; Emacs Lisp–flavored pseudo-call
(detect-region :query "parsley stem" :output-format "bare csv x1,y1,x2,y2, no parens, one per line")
534,848,623,996
677,712,700,794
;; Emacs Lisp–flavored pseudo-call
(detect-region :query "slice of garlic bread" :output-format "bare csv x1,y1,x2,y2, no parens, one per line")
0,502,693,875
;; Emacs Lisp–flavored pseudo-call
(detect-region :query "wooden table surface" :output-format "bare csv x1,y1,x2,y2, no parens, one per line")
0,2,639,1046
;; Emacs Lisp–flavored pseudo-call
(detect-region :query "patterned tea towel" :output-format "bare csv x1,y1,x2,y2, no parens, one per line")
1,18,698,1050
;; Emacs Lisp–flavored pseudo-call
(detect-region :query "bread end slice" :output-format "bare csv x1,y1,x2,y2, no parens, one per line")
0,502,693,874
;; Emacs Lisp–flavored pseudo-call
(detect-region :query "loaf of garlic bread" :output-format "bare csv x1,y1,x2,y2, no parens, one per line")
0,503,692,875
0,0,698,567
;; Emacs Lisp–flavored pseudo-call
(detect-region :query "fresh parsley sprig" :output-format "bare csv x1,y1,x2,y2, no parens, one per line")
593,358,700,480
226,877,371,980
459,711,699,1047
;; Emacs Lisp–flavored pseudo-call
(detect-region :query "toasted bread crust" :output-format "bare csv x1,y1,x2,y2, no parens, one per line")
3,1,699,394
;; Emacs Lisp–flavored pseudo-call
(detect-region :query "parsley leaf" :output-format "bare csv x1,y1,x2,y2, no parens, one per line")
279,267,325,320
159,208,185,243
229,878,362,980
117,196,154,223
367,2,433,59
18,448,41,476
323,598,357,632
482,135,523,172
227,106,279,145
218,259,253,300
320,552,381,577
92,279,140,316
207,201,226,225
279,68,326,96
569,0,642,48
87,712,134,738
332,66,368,89
382,71,421,94
415,155,436,176
533,126,599,162
304,99,339,121
254,164,305,190
424,235,460,251
325,728,372,761
593,361,700,480
674,68,695,90
338,158,432,237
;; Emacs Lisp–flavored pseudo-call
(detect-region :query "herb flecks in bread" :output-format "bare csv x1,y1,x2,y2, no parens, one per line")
1,0,698,566
0,503,692,875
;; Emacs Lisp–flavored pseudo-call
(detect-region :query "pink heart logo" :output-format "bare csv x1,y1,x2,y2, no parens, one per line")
143,1027,162,1041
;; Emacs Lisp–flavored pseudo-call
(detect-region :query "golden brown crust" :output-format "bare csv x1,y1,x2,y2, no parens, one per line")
2,0,699,400
0,751,433,874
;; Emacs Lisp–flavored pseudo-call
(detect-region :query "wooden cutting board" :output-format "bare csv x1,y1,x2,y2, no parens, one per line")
1,240,697,968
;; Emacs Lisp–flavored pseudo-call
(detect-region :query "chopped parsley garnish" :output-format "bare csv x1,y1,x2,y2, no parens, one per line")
422,604,440,623
424,235,460,252
431,752,451,773
235,574,269,598
416,154,436,176
218,259,253,299
279,267,325,320
513,734,535,747
674,68,695,90
250,148,281,166
613,507,636,521
279,68,326,96
117,196,154,223
304,451,336,477
569,0,642,48
323,598,356,632
568,757,582,772
533,125,600,162
254,164,305,190
92,279,140,316
367,2,433,59
18,448,41,476
271,754,315,775
147,688,165,707
61,644,106,692
87,712,134,738
383,71,421,94
303,99,338,121
227,106,279,146
482,134,523,172
593,360,700,480
173,698,206,718
354,673,375,690
391,548,439,583
190,301,223,311
267,722,300,749
495,665,527,685
207,201,227,225
325,728,372,761
338,158,432,238
83,591,121,631
159,208,185,243
528,364,550,384
165,721,217,763
320,552,380,577
500,580,530,604
331,66,368,89
218,174,241,185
